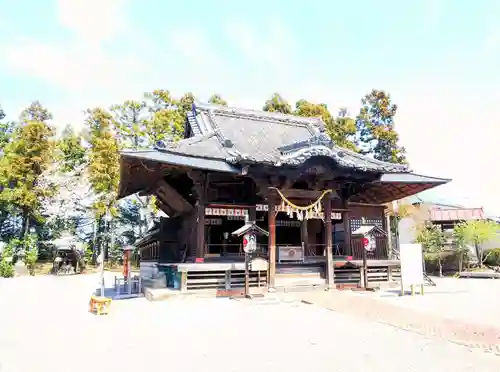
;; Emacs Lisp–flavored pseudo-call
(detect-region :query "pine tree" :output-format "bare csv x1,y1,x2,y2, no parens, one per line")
356,89,407,163
0,101,56,237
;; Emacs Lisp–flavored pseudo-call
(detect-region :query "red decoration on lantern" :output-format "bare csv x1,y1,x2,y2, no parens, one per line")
243,237,248,248
362,237,369,247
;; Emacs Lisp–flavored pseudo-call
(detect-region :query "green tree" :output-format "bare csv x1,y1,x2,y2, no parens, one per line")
416,223,446,276
144,90,185,144
57,124,87,173
459,220,498,268
330,108,358,151
263,93,292,114
294,100,357,150
85,107,120,217
85,107,120,261
452,222,470,272
111,100,148,149
0,101,56,237
208,94,227,106
356,89,406,163
177,92,196,116
0,106,16,152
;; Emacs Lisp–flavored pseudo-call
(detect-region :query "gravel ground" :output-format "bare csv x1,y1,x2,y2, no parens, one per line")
372,277,500,328
0,274,499,372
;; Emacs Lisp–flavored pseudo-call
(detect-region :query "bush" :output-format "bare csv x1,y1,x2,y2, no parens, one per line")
22,234,39,276
0,259,14,278
484,248,500,266
24,248,39,276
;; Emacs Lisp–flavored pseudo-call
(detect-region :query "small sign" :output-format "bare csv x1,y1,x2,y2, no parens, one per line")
249,257,268,271
400,243,424,286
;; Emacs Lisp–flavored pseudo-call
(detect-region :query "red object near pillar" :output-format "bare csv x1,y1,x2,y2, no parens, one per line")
122,251,130,277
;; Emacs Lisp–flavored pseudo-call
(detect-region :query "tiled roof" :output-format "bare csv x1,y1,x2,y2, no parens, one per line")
430,207,485,221
168,102,410,173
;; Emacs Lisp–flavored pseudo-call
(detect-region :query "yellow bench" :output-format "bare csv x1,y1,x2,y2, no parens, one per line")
89,296,112,315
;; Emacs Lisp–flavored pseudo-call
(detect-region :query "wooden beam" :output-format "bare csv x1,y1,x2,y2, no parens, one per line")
155,199,176,217
267,188,341,200
155,179,193,214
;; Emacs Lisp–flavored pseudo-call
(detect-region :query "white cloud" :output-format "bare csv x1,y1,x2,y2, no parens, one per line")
5,40,141,92
2,0,153,128
225,20,297,85
57,0,128,44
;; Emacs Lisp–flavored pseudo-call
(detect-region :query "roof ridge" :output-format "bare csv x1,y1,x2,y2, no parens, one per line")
194,101,323,131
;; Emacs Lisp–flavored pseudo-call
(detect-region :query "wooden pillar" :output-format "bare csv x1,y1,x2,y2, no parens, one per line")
191,172,207,260
342,198,351,256
324,198,334,289
267,194,276,292
195,201,205,259
301,220,309,255
385,212,393,260
248,205,257,223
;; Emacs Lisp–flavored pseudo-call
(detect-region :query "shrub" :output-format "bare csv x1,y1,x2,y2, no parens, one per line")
0,259,14,278
22,234,39,276
24,248,39,276
484,248,500,266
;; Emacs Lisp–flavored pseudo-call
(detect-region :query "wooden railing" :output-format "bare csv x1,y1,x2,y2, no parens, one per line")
205,244,267,257
205,239,390,261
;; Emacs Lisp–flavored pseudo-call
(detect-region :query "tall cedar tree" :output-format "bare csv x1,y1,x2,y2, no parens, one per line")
0,101,56,237
58,124,87,173
356,89,407,163
85,108,120,218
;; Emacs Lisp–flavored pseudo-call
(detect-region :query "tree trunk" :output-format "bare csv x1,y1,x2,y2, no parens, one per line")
458,252,463,273
475,243,482,268
438,258,443,277
21,209,30,239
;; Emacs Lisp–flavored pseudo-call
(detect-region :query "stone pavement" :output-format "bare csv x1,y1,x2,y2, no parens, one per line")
2,274,500,372
297,290,500,356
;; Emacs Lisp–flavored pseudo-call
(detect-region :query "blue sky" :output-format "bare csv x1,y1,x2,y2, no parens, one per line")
0,0,498,215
